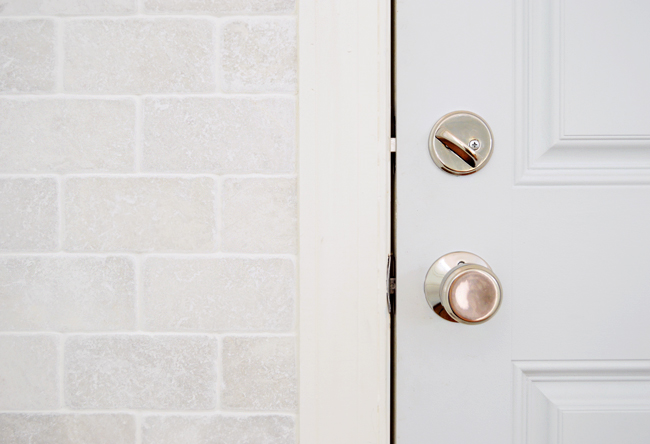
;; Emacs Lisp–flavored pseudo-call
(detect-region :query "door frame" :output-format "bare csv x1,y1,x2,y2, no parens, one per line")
297,0,392,443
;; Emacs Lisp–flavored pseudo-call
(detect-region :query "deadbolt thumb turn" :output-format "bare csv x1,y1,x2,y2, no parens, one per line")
429,111,494,175
424,252,502,324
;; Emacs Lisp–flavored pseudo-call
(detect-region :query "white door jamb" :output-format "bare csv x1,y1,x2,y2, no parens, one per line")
298,0,392,443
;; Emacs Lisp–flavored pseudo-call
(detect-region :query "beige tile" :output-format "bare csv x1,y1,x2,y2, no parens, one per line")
0,99,135,173
64,177,216,252
0,335,58,409
143,257,294,332
143,97,295,174
0,0,136,15
221,178,296,254
142,414,295,444
0,256,135,331
144,0,294,14
64,19,215,93
0,178,58,251
222,336,296,411
0,20,55,93
0,414,135,444
221,19,296,93
65,335,217,409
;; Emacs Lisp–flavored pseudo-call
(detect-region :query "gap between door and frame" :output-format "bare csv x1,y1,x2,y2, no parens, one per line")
389,0,397,442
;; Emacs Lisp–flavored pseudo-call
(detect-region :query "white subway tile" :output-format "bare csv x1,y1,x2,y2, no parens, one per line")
0,413,135,444
221,336,296,411
64,19,215,94
65,335,218,409
143,257,294,332
143,97,295,174
0,256,135,331
0,1,136,15
0,414,135,444
142,414,295,444
0,178,58,251
0,99,135,173
221,178,296,254
0,335,58,409
221,19,296,93
144,0,295,14
0,20,56,93
0,20,55,93
64,177,216,252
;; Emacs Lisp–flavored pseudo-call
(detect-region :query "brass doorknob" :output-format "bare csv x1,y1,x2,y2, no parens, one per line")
424,252,502,324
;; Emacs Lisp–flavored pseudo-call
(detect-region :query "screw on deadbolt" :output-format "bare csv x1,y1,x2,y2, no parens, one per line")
468,139,481,150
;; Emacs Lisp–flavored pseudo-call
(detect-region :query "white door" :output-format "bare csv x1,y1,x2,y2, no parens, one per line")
394,0,650,443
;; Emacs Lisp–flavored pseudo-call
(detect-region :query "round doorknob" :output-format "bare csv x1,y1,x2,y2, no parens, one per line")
424,252,502,324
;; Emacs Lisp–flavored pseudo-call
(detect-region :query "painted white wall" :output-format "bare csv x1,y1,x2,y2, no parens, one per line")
0,1,298,442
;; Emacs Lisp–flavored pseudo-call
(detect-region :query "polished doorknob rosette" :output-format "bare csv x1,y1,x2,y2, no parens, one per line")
424,252,502,324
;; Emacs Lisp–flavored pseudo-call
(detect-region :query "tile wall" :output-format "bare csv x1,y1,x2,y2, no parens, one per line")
0,1,297,442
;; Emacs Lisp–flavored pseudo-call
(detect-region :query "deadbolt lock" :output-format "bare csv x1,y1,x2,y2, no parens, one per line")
428,111,494,175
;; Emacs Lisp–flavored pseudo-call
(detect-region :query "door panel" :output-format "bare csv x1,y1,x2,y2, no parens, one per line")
395,0,650,442
517,0,650,184
514,361,650,444
512,188,650,360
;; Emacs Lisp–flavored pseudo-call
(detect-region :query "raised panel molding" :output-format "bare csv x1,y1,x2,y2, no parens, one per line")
515,0,650,185
514,361,650,444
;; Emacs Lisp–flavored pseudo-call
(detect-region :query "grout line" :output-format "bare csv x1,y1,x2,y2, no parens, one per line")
0,93,297,99
0,331,298,337
135,413,143,444
0,14,297,20
216,336,223,410
56,176,64,251
214,176,222,252
134,97,143,173
134,255,143,331
0,173,297,179
54,18,64,93
0,252,297,259
0,174,60,178
293,257,299,334
292,33,300,435
213,17,221,93
58,333,65,409
0,409,298,416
